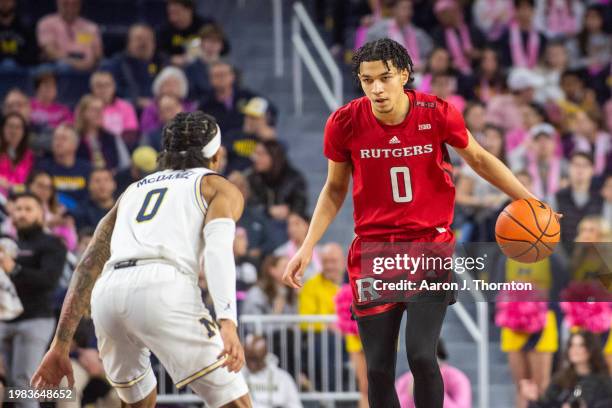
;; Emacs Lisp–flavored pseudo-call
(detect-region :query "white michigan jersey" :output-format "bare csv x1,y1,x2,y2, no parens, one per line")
105,168,214,277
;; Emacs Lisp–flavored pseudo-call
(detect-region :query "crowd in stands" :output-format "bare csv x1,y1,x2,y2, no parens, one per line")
0,0,610,407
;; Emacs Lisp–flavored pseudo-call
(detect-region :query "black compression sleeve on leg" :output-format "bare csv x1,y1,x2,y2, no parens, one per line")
357,306,404,408
404,301,449,408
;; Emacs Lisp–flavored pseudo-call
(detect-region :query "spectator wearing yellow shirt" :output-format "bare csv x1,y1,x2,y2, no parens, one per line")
298,242,345,331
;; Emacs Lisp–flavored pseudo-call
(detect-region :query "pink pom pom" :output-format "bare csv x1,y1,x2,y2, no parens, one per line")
560,302,612,333
495,288,548,333
334,284,359,336
560,282,612,333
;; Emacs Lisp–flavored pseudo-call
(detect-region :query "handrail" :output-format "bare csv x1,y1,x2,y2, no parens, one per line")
292,1,342,114
453,269,489,408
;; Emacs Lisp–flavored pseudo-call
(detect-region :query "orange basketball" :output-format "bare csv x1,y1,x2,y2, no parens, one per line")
495,198,560,263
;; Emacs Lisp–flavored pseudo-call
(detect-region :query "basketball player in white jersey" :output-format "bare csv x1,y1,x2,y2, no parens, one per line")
31,112,252,408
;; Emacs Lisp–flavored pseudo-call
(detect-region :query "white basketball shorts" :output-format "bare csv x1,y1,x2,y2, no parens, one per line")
90,262,248,406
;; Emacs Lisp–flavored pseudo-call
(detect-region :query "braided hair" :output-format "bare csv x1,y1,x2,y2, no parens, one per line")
158,111,219,170
351,38,415,85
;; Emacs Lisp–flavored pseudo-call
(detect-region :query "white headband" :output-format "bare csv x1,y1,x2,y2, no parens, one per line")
201,124,222,158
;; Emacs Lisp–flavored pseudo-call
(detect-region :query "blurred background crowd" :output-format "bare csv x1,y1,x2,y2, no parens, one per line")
0,0,610,407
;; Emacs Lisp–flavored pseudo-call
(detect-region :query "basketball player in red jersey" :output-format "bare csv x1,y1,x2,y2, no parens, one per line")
282,39,538,407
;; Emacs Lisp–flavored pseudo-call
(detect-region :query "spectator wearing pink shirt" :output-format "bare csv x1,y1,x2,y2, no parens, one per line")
0,113,34,197
486,67,541,133
90,71,139,150
30,71,73,129
396,340,471,408
36,0,102,72
430,72,466,113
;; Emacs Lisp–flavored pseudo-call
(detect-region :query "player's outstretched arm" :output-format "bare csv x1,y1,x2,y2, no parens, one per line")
201,175,245,373
282,159,351,288
455,131,537,201
31,203,119,389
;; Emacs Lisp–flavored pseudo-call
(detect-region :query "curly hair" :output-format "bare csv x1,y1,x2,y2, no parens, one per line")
351,38,415,84
158,111,219,170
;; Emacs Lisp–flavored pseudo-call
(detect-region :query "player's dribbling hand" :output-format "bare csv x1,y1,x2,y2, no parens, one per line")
283,247,311,289
218,320,245,373
31,345,75,389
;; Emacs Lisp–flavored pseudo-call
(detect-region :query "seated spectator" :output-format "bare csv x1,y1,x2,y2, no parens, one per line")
0,0,37,67
567,5,610,77
486,68,541,133
71,168,116,230
199,60,256,133
185,24,227,99
3,88,46,152
506,102,549,154
365,0,433,72
0,192,67,400
534,0,584,39
431,0,484,76
472,0,514,41
298,243,344,328
141,94,183,152
496,0,546,69
564,110,610,176
430,72,465,113
158,0,228,66
2,88,29,120
140,66,196,134
36,124,91,207
224,97,277,173
274,213,321,282
242,255,296,315
455,124,508,242
553,152,603,254
0,113,33,196
415,47,451,94
30,71,73,129
90,71,139,150
36,0,102,72
74,94,128,172
521,331,612,408
509,124,567,203
242,334,303,408
557,69,600,122
463,102,487,142
534,41,570,105
103,23,161,111
227,171,273,259
114,146,158,196
246,140,308,224
468,48,506,103
571,215,612,279
234,226,258,311
396,340,471,408
26,170,77,252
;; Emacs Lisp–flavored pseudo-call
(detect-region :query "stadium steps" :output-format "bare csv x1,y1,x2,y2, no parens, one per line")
214,1,516,406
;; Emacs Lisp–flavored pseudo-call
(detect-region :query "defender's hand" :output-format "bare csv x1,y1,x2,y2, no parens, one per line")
31,345,75,389
217,320,245,373
283,246,312,289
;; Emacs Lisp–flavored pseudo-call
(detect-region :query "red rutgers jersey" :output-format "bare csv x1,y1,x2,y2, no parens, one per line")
324,90,469,238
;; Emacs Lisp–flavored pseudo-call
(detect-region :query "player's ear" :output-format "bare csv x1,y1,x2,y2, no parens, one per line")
400,68,409,87
209,146,226,171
